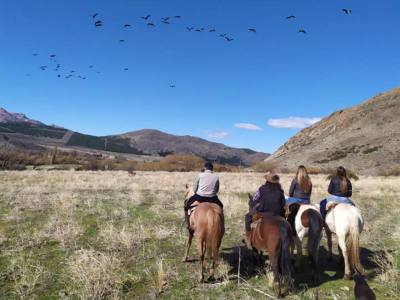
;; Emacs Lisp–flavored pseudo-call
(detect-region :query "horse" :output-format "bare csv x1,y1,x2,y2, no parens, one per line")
285,202,323,280
246,194,294,296
323,202,364,279
182,185,225,282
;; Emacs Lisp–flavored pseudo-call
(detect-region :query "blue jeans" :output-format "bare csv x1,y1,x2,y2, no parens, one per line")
285,197,310,205
320,196,354,219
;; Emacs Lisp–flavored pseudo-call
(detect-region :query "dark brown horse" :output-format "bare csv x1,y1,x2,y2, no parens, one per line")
246,195,294,296
183,186,225,282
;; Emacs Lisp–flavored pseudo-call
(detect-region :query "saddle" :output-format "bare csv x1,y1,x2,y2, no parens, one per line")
326,202,339,214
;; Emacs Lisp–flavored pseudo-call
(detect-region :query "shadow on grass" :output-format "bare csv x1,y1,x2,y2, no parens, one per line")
220,245,392,287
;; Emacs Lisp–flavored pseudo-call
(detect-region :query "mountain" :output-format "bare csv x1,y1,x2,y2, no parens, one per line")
119,129,268,165
0,108,269,166
0,108,43,125
265,87,400,175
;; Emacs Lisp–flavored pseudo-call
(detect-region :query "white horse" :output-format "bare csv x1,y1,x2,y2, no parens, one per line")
324,202,364,279
285,203,323,279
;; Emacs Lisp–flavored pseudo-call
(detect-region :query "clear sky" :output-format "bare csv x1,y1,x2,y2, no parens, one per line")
0,0,399,153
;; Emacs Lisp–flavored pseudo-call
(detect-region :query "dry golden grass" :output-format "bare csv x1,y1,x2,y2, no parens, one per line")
0,170,398,299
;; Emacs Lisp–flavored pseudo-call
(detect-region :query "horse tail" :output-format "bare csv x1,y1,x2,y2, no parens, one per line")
307,210,323,269
348,218,365,275
278,221,293,284
205,207,224,259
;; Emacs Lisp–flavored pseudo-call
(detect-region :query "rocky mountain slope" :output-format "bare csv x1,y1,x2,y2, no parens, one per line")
0,108,268,166
265,87,400,175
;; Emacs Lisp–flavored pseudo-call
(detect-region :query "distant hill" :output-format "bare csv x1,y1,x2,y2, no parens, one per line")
0,108,269,166
265,88,400,175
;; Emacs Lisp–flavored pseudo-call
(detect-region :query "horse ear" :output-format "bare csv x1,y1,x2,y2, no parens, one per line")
248,193,253,200
185,184,189,189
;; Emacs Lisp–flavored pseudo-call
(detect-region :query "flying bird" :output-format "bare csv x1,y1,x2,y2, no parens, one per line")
141,15,151,20
119,39,125,43
248,28,256,33
49,54,56,58
161,17,170,21
195,27,204,32
174,16,182,18
147,22,155,27
33,53,39,56
342,8,352,14
298,29,307,34
186,26,194,31
162,20,170,25
92,13,99,19
225,37,234,42
89,65,94,68
123,68,129,71
209,28,216,32
124,24,131,28
169,84,175,88
94,20,103,27
40,66,47,70
286,15,296,19
219,33,227,38
57,74,61,78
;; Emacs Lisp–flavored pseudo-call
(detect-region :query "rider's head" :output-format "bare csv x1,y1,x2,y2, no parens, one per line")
204,161,214,171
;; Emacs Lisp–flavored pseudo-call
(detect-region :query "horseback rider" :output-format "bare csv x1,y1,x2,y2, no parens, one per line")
243,171,286,248
320,166,355,219
184,162,223,227
286,165,312,205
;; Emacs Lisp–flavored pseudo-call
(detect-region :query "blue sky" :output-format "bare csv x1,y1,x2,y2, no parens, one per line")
0,0,399,153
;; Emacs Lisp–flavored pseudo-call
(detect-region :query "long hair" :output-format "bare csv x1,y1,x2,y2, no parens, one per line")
296,165,312,193
336,166,348,193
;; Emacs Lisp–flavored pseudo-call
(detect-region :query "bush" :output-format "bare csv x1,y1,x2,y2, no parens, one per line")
252,161,278,172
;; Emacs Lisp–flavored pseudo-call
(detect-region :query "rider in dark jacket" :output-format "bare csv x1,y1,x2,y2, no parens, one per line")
244,172,285,248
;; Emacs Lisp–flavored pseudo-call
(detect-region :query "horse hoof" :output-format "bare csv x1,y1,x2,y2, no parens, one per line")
343,274,351,280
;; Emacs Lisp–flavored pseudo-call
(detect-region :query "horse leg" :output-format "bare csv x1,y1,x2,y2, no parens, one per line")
198,238,206,283
269,252,281,296
325,227,333,261
338,236,351,280
182,229,194,262
294,232,303,269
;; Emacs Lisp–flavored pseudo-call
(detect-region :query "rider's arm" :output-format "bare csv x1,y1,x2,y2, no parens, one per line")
193,176,200,194
289,180,295,197
215,178,220,194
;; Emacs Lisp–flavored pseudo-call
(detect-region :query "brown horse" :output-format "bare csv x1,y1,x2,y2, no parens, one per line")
182,185,225,282
246,195,294,296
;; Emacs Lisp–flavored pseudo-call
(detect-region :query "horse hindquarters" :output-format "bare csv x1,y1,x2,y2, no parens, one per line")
205,210,224,279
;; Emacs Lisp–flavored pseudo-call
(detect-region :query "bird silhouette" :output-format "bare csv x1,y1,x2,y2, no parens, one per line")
40,66,47,71
162,21,170,25
161,17,170,21
147,22,155,27
33,53,39,56
124,24,131,28
174,16,182,18
286,15,296,19
225,37,234,42
342,8,352,14
298,29,307,34
123,68,129,71
186,26,194,31
92,13,98,19
195,27,204,32
119,39,125,43
50,54,56,58
89,65,94,68
142,15,151,20
94,20,103,27
57,74,61,78
169,84,176,88
219,33,227,38
248,28,256,33
209,28,216,32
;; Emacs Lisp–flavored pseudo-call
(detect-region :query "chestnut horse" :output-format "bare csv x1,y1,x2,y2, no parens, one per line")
285,203,323,280
324,202,364,279
246,194,294,296
182,185,225,282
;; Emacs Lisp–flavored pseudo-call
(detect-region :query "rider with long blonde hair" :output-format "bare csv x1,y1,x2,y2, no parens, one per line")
286,165,312,205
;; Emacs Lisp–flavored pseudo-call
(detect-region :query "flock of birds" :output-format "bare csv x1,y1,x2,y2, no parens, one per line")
27,8,353,85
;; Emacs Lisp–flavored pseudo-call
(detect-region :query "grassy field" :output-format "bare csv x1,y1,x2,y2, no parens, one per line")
0,171,399,299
